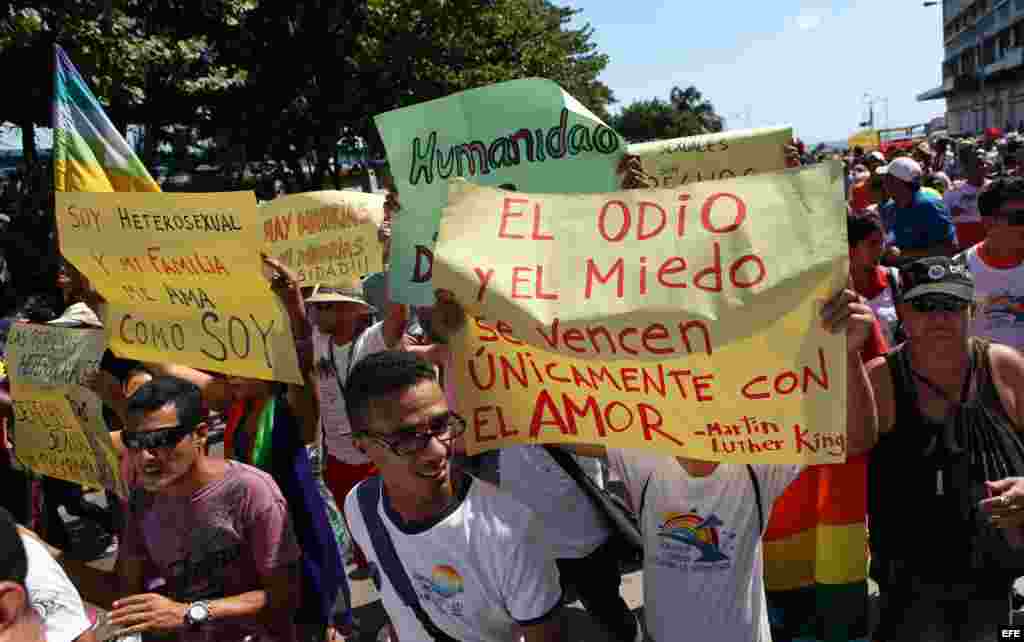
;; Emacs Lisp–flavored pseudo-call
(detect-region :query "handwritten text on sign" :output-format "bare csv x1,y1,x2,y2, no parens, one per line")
260,190,385,288
374,78,623,306
628,126,792,189
6,324,124,494
56,191,302,383
433,164,849,463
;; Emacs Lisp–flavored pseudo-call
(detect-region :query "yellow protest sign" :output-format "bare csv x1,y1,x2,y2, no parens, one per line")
6,323,124,494
433,163,849,463
848,129,880,151
260,191,385,288
55,191,302,383
628,126,793,189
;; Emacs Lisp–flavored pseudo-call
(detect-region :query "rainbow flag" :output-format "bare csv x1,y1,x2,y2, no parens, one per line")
52,45,160,193
763,457,870,642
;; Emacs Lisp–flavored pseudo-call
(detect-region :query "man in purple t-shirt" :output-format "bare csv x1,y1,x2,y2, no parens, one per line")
55,376,302,642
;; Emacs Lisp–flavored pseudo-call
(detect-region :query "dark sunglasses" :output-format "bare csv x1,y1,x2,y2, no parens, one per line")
909,297,970,314
359,412,467,457
122,424,196,451
993,210,1024,225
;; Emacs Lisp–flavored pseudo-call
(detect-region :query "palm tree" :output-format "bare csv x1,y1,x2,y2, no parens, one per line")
669,85,724,134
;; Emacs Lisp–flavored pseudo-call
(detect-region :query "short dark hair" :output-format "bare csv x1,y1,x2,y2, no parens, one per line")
126,376,204,428
345,351,438,431
848,210,884,246
0,507,27,587
979,177,1024,217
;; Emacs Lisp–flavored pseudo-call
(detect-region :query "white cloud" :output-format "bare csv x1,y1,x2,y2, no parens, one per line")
794,12,824,31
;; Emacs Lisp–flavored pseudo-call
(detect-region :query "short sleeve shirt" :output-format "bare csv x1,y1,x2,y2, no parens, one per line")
880,189,955,251
21,534,91,642
344,477,563,642
607,450,803,642
120,461,301,642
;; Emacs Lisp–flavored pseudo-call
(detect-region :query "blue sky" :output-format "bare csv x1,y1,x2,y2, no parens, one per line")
567,0,948,143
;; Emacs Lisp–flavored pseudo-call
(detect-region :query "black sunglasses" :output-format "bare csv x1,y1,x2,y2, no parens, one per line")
909,297,969,314
359,412,467,457
122,424,196,451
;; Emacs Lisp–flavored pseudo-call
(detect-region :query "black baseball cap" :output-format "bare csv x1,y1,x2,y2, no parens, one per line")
898,256,974,303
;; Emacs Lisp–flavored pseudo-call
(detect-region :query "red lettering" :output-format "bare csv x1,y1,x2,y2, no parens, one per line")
694,374,715,401
511,266,532,299
639,404,684,446
563,328,587,353
694,242,723,292
701,192,747,233
775,371,799,395
474,317,499,342
676,194,692,237
495,406,518,438
474,267,495,301
642,324,673,354
536,318,560,350
473,406,497,442
536,266,558,300
585,258,624,299
604,402,634,433
742,376,771,400
620,368,640,392
619,327,639,355
804,348,830,392
729,254,767,289
529,389,571,438
495,320,523,345
638,202,667,240
498,197,529,239
544,362,571,384
657,257,688,288
530,203,554,240
598,200,630,242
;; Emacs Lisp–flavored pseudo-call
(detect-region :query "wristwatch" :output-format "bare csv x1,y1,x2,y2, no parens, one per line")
184,601,211,628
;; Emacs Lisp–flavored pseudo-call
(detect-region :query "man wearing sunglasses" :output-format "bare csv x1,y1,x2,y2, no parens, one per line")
851,256,1024,641
52,376,302,642
957,176,1024,350
343,351,564,642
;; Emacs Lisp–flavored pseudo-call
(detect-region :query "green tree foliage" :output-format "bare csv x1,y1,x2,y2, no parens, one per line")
610,85,725,144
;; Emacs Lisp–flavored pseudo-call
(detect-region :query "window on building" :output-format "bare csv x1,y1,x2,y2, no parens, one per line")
1015,20,1024,48
1000,29,1011,55
979,0,990,15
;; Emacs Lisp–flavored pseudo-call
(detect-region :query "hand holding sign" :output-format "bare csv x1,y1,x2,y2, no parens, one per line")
820,284,876,355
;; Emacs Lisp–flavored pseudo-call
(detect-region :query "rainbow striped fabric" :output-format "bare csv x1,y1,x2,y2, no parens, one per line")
52,45,160,193
763,455,870,642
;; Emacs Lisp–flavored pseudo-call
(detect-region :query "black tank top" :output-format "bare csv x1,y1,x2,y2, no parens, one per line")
868,338,1012,581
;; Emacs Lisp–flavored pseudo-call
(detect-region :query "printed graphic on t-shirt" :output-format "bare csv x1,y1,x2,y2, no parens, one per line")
977,292,1024,327
168,525,244,601
655,511,737,572
413,564,467,619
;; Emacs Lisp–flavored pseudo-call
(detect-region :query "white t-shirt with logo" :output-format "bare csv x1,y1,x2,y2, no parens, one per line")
313,322,388,464
961,245,1024,349
499,445,610,559
607,450,803,642
344,478,563,642
21,534,91,642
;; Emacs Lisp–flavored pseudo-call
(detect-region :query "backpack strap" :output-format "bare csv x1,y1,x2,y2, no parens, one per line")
355,477,458,642
746,465,764,534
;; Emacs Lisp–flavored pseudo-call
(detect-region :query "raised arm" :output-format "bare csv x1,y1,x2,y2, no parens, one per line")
821,286,880,455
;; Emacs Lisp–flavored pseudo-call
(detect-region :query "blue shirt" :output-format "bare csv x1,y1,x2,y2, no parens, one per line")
880,188,955,251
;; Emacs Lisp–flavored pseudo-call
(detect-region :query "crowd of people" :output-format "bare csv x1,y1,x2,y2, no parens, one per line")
1,133,1024,642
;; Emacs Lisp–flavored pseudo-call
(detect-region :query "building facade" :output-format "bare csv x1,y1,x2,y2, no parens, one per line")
919,0,1024,135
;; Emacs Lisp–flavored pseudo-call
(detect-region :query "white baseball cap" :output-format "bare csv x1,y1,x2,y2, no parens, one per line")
868,151,886,163
875,157,923,183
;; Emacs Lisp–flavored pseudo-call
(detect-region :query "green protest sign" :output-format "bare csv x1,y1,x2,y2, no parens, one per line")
375,78,624,305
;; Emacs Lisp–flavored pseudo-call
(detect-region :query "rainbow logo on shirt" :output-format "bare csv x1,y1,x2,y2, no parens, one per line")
658,512,729,562
430,565,464,598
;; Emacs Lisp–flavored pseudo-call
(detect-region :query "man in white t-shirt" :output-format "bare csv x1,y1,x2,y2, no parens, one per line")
944,152,991,251
306,284,407,578
956,176,1024,350
554,286,879,642
344,351,563,642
